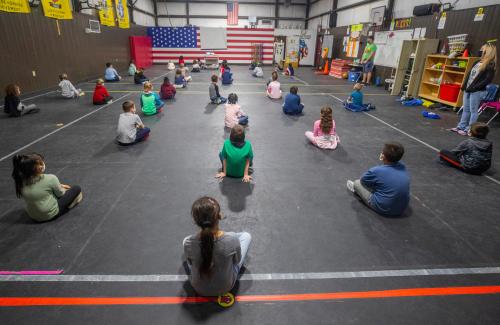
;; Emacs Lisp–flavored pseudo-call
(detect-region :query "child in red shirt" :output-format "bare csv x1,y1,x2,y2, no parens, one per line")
93,79,113,105
160,77,176,100
178,55,185,66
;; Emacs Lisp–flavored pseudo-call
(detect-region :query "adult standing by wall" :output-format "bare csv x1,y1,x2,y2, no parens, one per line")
360,36,377,85
451,43,497,136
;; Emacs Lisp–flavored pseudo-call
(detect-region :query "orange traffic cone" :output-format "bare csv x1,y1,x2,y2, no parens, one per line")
462,49,469,57
323,59,329,74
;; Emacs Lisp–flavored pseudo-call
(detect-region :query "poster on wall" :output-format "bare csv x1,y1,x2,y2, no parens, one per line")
115,0,129,28
286,36,300,64
437,12,446,30
41,0,73,19
346,38,359,58
99,0,115,27
274,42,285,64
0,0,30,13
474,7,484,21
298,29,316,66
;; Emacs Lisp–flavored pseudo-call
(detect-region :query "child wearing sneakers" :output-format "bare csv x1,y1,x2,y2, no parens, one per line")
266,71,282,99
92,79,113,105
224,93,248,128
59,74,84,98
140,81,164,116
439,122,492,175
116,100,151,145
305,106,339,150
283,86,304,115
209,75,227,105
216,125,253,183
344,83,375,112
347,142,410,217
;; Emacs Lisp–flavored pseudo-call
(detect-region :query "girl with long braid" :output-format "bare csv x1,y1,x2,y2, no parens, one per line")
305,107,340,150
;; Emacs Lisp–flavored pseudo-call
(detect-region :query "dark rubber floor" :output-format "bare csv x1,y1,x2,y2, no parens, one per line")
0,66,499,324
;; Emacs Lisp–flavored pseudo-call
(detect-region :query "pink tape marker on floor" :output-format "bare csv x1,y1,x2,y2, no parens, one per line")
0,270,63,275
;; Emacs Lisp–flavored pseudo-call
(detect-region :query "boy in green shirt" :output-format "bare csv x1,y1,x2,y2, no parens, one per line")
216,125,253,182
360,36,377,85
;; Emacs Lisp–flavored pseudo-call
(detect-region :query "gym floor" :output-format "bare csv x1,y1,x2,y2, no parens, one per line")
0,66,499,324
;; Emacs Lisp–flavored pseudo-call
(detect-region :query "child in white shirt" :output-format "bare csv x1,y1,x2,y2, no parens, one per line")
224,93,248,128
59,74,84,98
266,71,282,99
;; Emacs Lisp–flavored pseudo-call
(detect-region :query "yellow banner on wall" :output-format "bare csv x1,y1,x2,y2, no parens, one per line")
41,0,72,19
115,0,129,29
0,0,30,13
99,0,115,27
350,24,363,33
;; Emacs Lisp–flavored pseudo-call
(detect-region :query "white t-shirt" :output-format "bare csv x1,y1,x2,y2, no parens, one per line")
59,80,77,98
267,81,282,99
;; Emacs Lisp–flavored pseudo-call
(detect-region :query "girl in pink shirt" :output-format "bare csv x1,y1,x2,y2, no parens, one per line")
267,71,282,99
224,93,248,128
305,106,340,149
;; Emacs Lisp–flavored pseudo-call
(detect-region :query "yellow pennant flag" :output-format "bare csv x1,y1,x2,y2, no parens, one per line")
115,0,129,29
41,0,72,19
0,0,30,13
99,0,115,26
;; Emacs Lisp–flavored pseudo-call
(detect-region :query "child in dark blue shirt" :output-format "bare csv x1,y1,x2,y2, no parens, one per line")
221,65,233,85
347,142,410,217
344,83,375,112
282,86,304,115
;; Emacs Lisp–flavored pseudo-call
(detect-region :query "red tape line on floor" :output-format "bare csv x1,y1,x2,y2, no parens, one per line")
1,286,500,306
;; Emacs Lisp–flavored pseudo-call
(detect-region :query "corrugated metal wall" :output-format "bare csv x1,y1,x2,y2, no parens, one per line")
327,4,500,84
0,8,147,96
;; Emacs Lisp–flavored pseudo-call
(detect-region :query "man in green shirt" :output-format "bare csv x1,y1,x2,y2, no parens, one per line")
360,36,377,85
216,125,253,183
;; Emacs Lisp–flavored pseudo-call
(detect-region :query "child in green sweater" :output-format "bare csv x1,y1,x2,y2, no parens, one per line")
216,125,253,183
12,153,83,222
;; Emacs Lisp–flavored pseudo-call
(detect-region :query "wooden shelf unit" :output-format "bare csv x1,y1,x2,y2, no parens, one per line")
391,39,439,97
418,55,479,107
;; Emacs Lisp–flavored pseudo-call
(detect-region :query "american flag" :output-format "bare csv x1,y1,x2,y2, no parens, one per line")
148,27,197,48
227,2,238,25
150,27,275,64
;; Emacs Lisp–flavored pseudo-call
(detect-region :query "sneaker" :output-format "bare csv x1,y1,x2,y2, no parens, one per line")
346,180,355,193
457,130,468,136
68,192,83,209
107,100,113,104
448,127,459,132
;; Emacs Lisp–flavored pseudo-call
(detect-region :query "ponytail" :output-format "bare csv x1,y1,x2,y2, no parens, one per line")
320,107,333,134
11,153,44,198
191,196,221,277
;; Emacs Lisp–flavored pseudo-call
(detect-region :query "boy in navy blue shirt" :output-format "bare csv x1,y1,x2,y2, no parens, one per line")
283,86,304,115
347,142,410,217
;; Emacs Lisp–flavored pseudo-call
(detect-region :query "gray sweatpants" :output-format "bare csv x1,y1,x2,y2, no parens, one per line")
354,179,373,206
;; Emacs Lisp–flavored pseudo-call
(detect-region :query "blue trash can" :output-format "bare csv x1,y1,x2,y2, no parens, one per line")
348,71,361,82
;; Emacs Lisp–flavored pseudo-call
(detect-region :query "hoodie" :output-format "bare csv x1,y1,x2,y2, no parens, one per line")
452,137,492,173
93,84,110,104
140,91,164,115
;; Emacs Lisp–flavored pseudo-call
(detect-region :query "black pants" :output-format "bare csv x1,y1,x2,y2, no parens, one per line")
439,149,462,169
93,96,113,105
57,185,82,216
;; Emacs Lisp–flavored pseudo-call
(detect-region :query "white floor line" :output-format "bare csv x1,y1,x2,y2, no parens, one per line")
1,266,499,282
328,94,500,186
292,76,309,85
0,93,131,163
0,90,57,109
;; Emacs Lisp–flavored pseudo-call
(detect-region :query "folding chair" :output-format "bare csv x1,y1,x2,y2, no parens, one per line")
457,83,499,115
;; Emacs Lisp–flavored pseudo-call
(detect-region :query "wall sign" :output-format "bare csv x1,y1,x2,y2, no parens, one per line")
99,0,115,27
474,7,484,22
395,18,411,29
115,0,129,28
41,0,73,19
0,0,30,13
437,12,446,30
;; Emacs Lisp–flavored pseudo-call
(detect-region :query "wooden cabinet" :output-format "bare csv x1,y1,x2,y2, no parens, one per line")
418,55,479,107
391,39,439,97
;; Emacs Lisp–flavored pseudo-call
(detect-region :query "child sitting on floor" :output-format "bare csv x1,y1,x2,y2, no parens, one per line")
174,69,187,88
141,81,164,116
59,74,84,98
178,55,185,66
167,60,175,71
283,63,294,77
104,62,121,82
221,65,233,85
439,122,492,175
4,84,40,117
116,100,151,146
160,77,176,100
224,93,248,128
92,79,113,105
128,60,137,76
220,60,227,76
180,63,192,82
283,86,304,115
216,125,253,183
183,196,252,297
252,64,263,78
346,142,410,217
305,106,340,150
344,83,375,112
134,68,149,84
12,153,83,222
266,71,282,99
191,60,201,72
209,75,227,105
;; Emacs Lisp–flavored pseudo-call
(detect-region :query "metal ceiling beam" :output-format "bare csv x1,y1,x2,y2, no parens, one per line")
306,0,381,21
305,0,310,28
156,0,307,5
186,0,190,24
153,0,159,26
275,0,279,27
156,14,304,21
